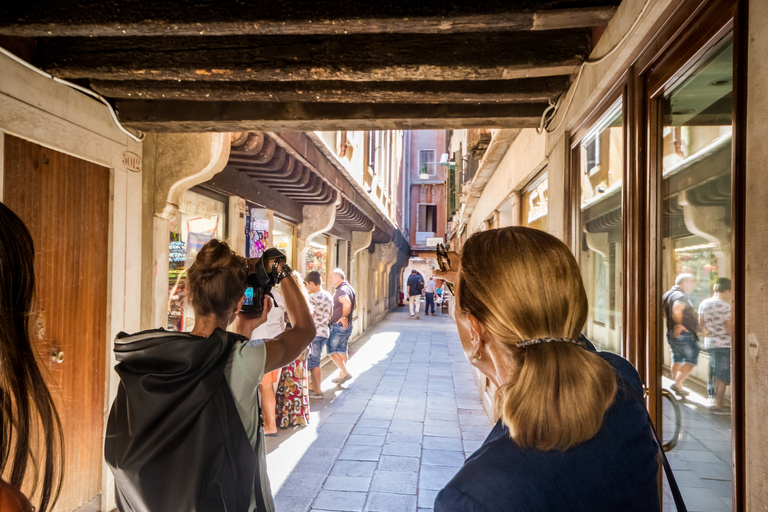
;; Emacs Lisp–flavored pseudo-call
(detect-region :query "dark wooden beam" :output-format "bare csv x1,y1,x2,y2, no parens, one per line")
0,3,619,36
40,31,589,81
204,165,304,223
91,77,569,103
114,100,548,132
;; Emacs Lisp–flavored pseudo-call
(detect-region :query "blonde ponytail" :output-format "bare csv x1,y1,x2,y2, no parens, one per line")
458,227,617,451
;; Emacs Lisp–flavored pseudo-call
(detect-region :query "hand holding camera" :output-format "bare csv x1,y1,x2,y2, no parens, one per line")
241,248,292,315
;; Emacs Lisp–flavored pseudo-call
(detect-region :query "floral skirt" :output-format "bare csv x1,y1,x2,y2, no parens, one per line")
275,349,310,427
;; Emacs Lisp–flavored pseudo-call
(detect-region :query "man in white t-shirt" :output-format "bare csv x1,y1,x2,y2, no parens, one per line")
424,276,438,316
698,277,732,414
305,271,333,399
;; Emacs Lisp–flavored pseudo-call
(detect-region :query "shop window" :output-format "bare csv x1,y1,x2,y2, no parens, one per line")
577,101,623,354
659,39,733,432
272,217,295,267
168,188,228,332
306,236,329,285
521,171,548,231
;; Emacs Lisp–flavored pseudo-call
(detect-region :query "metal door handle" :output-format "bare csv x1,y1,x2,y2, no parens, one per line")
51,349,65,364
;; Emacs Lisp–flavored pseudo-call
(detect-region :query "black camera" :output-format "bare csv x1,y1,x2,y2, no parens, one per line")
241,248,287,315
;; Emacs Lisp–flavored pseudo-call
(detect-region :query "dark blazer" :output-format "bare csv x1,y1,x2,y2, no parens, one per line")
435,351,660,512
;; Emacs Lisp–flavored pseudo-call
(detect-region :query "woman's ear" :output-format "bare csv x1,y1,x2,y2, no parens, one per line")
467,314,488,352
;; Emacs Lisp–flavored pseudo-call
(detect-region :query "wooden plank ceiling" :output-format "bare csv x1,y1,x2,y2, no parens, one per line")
0,1,620,132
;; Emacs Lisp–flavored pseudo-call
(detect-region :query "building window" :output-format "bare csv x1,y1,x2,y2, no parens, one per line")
576,100,623,355
521,171,548,231
419,149,436,176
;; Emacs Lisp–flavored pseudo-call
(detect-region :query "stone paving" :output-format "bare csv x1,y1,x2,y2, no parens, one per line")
264,308,491,512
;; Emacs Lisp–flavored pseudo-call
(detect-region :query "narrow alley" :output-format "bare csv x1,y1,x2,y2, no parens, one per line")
264,310,490,512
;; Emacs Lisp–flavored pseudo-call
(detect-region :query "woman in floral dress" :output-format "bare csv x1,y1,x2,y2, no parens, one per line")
275,271,312,427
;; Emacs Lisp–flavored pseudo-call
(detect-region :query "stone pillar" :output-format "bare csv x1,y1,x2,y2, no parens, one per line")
546,132,570,241
140,132,231,330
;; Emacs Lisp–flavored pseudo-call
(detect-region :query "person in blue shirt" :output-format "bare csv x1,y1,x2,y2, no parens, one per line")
433,227,659,512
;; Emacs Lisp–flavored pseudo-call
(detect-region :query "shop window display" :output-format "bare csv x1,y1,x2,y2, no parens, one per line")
167,188,227,332
273,217,295,267
305,237,328,283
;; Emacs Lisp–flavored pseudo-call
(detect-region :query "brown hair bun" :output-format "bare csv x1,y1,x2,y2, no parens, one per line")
187,239,248,319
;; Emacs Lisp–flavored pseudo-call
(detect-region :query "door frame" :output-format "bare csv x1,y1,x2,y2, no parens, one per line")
568,0,747,507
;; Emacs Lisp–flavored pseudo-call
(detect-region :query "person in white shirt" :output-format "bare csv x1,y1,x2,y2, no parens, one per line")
305,271,333,399
698,277,733,414
424,276,438,316
252,290,285,435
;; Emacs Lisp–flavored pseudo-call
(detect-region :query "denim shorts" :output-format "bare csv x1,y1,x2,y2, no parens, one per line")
668,331,700,365
307,336,329,370
328,322,353,354
709,347,731,384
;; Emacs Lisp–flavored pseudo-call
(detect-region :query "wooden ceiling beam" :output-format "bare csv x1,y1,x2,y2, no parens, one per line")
114,100,549,132
0,4,619,37
90,77,569,103
40,31,589,81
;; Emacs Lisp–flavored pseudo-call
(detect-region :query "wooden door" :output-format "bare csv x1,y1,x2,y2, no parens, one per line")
3,134,110,511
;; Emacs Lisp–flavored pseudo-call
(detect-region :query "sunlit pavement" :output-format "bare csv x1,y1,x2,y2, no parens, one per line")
660,376,732,511
264,308,491,512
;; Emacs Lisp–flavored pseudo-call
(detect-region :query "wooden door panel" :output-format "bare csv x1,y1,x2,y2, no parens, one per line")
3,134,110,511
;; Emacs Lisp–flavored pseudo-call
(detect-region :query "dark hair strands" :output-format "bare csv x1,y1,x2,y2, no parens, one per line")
0,202,64,512
459,227,616,451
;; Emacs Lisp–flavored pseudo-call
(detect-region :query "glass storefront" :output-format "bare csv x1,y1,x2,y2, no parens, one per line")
577,102,623,354
658,38,733,503
273,217,295,267
168,188,227,332
305,236,329,282
521,172,548,231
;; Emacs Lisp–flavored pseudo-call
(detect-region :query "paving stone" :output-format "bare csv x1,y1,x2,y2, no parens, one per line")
382,442,422,457
418,489,439,508
424,436,464,452
276,473,327,498
419,466,462,490
326,413,363,424
324,475,372,492
347,434,387,446
370,470,418,494
312,490,368,512
364,492,418,512
339,444,382,462
353,426,390,436
331,460,378,477
274,494,314,512
421,449,466,467
378,455,421,472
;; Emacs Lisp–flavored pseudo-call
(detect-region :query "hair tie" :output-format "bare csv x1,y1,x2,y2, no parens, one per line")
516,337,587,349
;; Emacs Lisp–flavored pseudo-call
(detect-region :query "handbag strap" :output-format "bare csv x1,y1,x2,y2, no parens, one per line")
626,384,688,512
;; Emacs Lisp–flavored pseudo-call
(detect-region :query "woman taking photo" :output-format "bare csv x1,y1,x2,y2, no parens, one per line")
434,227,660,512
105,239,315,512
0,203,64,512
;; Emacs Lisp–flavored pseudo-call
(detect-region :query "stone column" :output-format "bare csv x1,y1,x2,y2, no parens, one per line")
140,132,231,329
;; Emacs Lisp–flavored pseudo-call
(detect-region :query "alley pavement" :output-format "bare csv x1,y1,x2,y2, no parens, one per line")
264,308,491,512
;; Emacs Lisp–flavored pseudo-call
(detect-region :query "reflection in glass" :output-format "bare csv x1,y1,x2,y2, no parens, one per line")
659,38,733,509
578,102,623,354
521,172,548,231
273,217,295,267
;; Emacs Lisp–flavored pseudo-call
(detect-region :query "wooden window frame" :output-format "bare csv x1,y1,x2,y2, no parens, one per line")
568,0,746,508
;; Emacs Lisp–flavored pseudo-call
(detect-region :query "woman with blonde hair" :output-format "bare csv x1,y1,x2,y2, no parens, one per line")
434,227,660,511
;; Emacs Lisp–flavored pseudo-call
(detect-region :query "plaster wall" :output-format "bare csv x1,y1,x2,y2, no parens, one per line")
467,128,546,233
0,49,143,512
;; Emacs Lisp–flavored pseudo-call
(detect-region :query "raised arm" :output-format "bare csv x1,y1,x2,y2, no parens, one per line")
263,267,316,372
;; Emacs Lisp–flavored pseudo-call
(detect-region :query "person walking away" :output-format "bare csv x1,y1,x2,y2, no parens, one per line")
698,278,732,414
435,279,445,316
432,227,660,511
424,276,437,316
0,203,64,512
252,289,286,436
662,274,700,398
275,271,313,427
305,271,333,399
105,240,315,512
407,270,425,319
328,269,356,384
